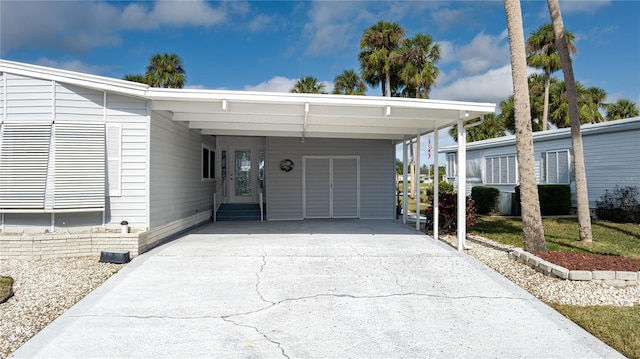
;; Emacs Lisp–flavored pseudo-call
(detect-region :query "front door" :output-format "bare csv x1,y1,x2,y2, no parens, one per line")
229,148,257,203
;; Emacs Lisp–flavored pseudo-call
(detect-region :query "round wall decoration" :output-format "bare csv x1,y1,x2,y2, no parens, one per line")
280,159,294,172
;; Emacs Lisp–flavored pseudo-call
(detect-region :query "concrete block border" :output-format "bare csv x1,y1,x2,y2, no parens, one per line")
508,249,639,287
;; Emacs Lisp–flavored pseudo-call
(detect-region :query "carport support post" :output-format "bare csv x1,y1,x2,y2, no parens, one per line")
433,128,439,240
402,137,408,224
415,132,421,231
456,118,467,251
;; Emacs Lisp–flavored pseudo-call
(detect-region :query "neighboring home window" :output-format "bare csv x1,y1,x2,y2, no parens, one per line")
541,150,570,184
202,145,215,180
485,154,517,184
446,153,456,178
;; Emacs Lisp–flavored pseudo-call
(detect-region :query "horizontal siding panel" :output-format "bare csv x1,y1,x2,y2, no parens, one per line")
149,111,215,227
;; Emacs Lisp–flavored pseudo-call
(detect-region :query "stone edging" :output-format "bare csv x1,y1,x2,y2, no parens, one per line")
508,249,639,287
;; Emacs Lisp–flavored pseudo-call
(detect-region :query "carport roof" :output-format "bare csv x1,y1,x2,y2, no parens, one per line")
147,89,496,141
0,59,496,141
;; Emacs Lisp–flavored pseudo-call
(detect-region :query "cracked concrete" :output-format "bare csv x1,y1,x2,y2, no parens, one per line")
12,219,623,358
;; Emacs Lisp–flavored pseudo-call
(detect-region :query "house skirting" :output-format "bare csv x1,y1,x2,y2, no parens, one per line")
0,211,212,260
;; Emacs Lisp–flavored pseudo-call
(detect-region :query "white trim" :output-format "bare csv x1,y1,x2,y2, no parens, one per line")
106,123,122,197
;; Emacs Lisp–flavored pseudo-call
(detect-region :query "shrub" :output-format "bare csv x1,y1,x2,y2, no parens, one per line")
514,184,571,215
471,186,500,214
432,191,476,233
595,186,640,224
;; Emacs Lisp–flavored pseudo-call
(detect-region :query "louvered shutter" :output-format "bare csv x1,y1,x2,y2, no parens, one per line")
0,122,52,209
106,124,121,197
52,122,105,209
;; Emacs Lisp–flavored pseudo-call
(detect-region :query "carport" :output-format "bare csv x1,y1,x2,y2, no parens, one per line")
147,89,496,250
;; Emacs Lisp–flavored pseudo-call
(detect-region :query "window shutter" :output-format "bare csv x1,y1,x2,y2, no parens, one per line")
508,156,517,184
106,124,122,197
0,122,52,209
53,122,105,209
548,152,558,184
540,152,547,183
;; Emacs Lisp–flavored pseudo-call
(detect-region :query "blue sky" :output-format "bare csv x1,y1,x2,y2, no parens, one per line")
1,0,639,162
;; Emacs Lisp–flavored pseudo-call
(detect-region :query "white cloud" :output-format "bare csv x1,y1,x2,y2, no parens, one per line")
441,30,510,76
0,0,233,53
559,0,611,14
34,58,111,76
432,65,543,104
120,1,228,30
431,65,513,104
244,76,297,93
303,1,373,56
247,14,275,32
243,76,333,93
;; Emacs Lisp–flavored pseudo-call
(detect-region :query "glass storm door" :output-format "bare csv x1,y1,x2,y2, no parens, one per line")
230,149,256,203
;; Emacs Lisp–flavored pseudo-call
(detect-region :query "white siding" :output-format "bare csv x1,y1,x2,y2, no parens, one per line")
149,111,215,227
304,158,331,218
583,128,640,207
55,83,103,122
105,94,149,226
332,157,359,218
4,74,52,120
267,137,394,220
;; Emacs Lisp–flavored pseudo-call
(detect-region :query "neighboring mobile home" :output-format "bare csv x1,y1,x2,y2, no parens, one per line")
440,117,640,214
0,60,495,259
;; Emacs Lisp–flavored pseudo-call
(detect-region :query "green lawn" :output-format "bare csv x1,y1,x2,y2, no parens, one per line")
470,216,640,358
471,217,640,258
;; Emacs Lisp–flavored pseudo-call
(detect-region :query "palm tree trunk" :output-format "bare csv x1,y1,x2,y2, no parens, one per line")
504,0,547,253
543,70,551,131
385,72,392,97
547,0,592,242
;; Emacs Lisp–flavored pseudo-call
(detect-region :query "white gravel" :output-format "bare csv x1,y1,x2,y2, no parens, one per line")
0,258,124,359
441,234,640,307
1,235,639,358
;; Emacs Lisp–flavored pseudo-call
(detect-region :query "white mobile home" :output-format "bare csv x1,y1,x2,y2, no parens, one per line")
0,60,495,258
441,117,640,214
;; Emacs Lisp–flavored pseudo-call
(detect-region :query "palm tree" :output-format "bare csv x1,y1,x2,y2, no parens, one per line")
290,76,326,94
526,23,576,131
548,81,606,127
399,33,442,98
122,73,149,85
146,53,186,88
548,0,592,243
332,70,367,95
358,21,405,97
501,74,553,132
605,99,640,120
448,114,506,142
504,0,547,253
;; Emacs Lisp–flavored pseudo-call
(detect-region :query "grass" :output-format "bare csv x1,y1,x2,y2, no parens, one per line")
470,216,640,357
0,276,13,303
471,217,640,258
549,304,640,359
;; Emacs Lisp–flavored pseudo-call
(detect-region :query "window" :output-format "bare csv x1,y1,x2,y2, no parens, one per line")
541,150,570,184
446,153,456,178
485,154,517,184
202,145,215,180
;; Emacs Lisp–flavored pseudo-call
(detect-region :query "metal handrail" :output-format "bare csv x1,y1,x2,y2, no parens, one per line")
259,191,264,221
213,178,225,222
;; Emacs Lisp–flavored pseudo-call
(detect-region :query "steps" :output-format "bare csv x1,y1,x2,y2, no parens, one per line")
215,204,262,221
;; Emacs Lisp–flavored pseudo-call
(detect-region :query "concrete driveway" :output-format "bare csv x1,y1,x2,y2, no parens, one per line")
12,219,621,358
